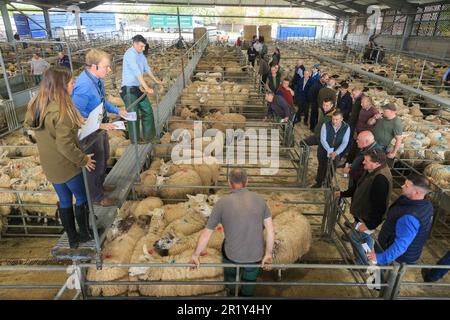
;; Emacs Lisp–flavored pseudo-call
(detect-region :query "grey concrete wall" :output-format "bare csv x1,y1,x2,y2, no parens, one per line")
346,33,450,59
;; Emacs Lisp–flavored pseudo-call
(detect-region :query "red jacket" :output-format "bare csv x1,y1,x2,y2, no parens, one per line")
276,85,294,108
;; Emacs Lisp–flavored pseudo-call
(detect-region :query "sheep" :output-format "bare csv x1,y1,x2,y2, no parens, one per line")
424,163,450,189
269,209,312,264
133,196,164,222
135,169,159,197
204,111,246,132
137,248,224,297
159,168,203,200
0,192,16,216
87,223,146,297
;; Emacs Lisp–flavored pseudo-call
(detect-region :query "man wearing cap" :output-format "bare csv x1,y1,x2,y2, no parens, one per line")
372,103,403,159
307,73,329,131
120,34,163,144
311,64,321,83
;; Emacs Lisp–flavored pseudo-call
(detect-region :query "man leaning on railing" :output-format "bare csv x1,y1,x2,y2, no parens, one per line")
191,168,274,297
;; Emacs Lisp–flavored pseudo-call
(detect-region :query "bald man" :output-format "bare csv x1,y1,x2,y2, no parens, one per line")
344,130,382,188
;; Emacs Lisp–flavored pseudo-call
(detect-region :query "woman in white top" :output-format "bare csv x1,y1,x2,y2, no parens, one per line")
30,53,50,85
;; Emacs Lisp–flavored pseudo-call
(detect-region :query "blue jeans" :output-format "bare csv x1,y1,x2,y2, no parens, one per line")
53,173,87,208
349,227,373,265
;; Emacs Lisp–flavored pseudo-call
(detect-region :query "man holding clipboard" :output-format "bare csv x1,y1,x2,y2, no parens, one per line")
72,49,128,207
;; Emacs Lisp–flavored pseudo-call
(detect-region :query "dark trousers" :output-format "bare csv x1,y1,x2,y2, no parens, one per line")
222,246,260,296
295,100,309,124
33,74,42,85
120,86,156,143
310,103,319,130
303,135,319,146
345,138,358,164
316,147,339,186
80,130,109,202
423,251,450,282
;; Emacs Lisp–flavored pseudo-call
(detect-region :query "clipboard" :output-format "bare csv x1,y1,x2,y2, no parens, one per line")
78,103,103,140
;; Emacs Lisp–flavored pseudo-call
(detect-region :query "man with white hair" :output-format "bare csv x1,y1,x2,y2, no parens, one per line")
191,168,274,297
343,130,382,188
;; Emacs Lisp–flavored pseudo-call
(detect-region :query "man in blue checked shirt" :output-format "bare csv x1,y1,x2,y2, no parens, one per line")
367,174,434,266
72,48,128,207
120,34,162,143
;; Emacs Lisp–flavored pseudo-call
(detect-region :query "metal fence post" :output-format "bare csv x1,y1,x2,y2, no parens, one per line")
81,167,101,257
417,59,426,89
382,263,400,300
392,53,401,81
235,266,240,297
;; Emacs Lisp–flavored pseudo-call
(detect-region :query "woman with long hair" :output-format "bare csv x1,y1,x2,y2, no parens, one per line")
24,67,96,249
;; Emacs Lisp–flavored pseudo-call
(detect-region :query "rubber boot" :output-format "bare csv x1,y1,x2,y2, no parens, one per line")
121,89,140,143
74,203,93,243
59,207,79,249
140,97,156,142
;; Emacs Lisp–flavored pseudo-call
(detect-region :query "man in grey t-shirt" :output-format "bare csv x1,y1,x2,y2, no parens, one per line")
191,168,274,296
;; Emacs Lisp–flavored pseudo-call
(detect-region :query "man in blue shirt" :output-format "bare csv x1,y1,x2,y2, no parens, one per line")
313,110,350,188
120,34,162,143
72,48,127,208
367,174,434,266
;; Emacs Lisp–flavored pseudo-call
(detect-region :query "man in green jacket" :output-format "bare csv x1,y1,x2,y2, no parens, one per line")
317,78,337,109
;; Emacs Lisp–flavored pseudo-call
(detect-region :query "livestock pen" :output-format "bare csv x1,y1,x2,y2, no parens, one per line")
0,33,449,300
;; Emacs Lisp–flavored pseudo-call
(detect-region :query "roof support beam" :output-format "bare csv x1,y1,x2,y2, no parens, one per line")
328,1,368,14
79,1,106,11
376,0,417,12
288,0,345,17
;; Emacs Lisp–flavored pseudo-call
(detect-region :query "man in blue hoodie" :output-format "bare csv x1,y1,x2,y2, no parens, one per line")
367,174,434,266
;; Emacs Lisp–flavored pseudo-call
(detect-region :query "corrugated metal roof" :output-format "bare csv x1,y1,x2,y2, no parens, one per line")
13,0,448,18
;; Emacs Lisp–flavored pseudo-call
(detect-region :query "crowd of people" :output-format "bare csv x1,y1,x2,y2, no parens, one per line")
24,35,157,249
242,44,446,289
19,35,447,296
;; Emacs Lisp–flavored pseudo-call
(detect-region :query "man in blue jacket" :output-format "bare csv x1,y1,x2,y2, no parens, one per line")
57,51,71,69
72,48,128,207
307,73,329,131
337,82,352,122
293,70,311,125
367,174,434,266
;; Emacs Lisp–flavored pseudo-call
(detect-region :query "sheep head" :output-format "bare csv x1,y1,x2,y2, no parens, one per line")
158,160,171,176
153,233,178,256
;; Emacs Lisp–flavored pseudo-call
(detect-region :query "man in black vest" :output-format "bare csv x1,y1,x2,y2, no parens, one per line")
367,174,434,265
312,110,350,188
337,149,392,265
